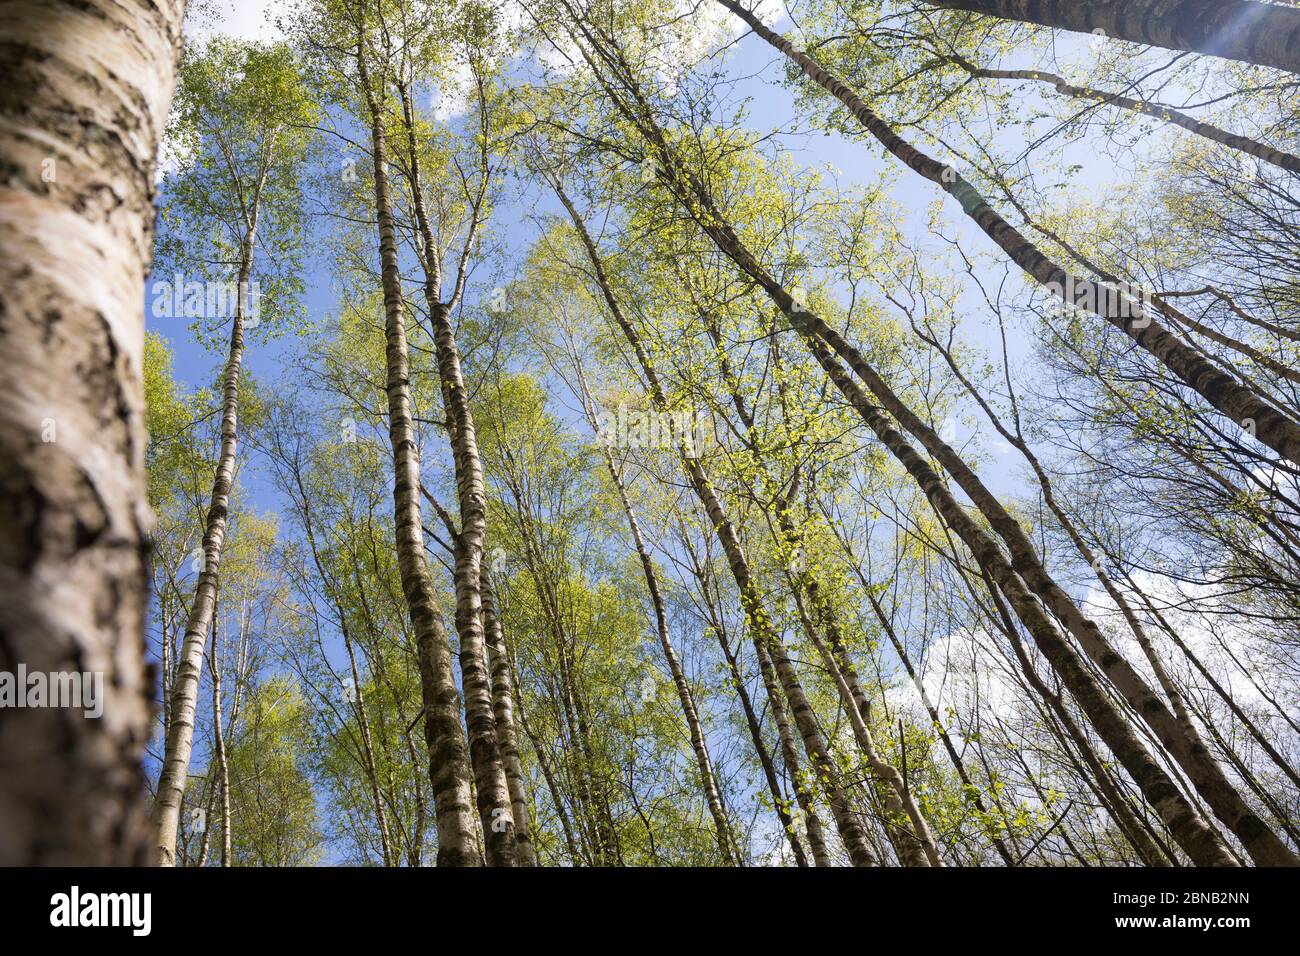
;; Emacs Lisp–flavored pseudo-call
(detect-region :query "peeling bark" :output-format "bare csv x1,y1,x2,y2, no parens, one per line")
0,0,185,865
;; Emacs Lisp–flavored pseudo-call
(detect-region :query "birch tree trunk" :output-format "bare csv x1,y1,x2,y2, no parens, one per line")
481,567,537,865
396,80,517,866
923,0,1300,75
753,625,832,866
152,204,257,866
614,94,1236,860
355,39,479,867
987,579,1180,867
0,0,184,866
800,335,1239,865
698,306,941,866
207,607,232,867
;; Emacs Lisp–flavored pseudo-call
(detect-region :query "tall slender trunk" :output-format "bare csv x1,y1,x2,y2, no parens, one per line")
161,592,174,745
625,466,740,866
481,566,537,865
753,635,833,866
800,334,1237,864
207,606,232,867
356,39,478,867
976,568,1181,866
568,20,1286,859
714,0,1300,470
569,361,737,864
923,0,1300,75
0,0,184,865
683,537,809,866
153,203,259,866
758,624,871,864
396,81,516,866
699,305,940,865
916,316,1243,789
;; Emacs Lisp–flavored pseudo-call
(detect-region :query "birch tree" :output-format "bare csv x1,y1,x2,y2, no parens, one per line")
151,37,317,866
0,0,185,866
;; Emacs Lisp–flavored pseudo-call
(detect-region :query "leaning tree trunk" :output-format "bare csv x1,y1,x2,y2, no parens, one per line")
152,202,258,866
714,0,1300,471
806,335,1239,866
984,576,1180,867
572,32,1282,864
752,620,832,866
700,307,939,866
0,0,185,866
923,0,1300,76
356,42,479,867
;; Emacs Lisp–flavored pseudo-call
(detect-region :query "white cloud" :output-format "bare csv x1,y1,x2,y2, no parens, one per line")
186,0,284,44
